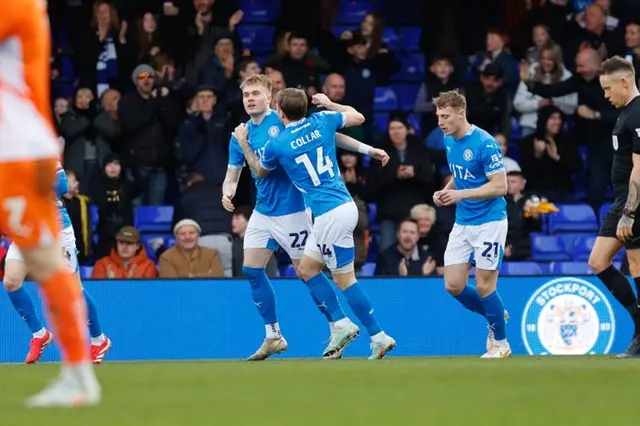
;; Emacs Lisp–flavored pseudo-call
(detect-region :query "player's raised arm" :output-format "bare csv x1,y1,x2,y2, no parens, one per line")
232,123,271,178
334,133,389,166
312,94,365,127
55,162,69,196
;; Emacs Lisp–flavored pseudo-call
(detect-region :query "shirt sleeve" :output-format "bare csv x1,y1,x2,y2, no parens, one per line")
481,138,505,176
260,139,278,171
316,111,347,131
627,113,640,155
55,162,69,196
228,136,245,168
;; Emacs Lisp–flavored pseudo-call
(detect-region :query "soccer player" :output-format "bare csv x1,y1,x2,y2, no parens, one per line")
432,90,511,359
589,55,640,358
3,163,112,364
223,75,389,360
0,0,100,407
234,89,396,359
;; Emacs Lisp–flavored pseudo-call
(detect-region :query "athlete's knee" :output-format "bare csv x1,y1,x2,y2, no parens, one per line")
297,257,323,282
588,251,611,274
474,270,498,297
443,265,468,295
2,275,23,292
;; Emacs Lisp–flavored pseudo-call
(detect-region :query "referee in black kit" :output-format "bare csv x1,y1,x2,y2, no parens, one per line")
589,56,640,358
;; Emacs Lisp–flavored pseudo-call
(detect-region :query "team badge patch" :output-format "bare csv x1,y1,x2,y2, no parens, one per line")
463,149,473,161
268,126,280,137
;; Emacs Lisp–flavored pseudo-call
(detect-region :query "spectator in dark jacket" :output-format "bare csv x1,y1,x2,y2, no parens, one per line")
173,173,233,277
59,87,114,194
118,64,181,205
504,171,542,261
465,63,512,137
61,170,94,265
375,218,437,277
373,117,434,251
177,85,228,183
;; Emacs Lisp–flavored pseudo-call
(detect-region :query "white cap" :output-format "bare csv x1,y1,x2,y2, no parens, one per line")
173,219,202,235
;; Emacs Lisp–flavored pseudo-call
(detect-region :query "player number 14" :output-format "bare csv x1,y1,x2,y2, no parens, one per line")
295,146,334,186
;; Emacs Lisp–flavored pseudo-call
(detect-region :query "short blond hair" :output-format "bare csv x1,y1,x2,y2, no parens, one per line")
240,74,272,92
432,90,466,111
410,204,437,224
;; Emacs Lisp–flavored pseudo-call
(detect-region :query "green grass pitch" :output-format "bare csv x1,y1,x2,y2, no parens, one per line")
0,356,638,426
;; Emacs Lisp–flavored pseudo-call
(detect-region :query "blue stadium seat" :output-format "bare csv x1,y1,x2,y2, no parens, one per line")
599,202,612,224
547,204,598,234
407,113,422,138
392,54,425,82
373,86,398,111
283,263,296,277
335,1,372,24
556,233,589,256
373,112,389,131
331,25,353,38
382,27,400,51
399,27,421,51
135,206,174,232
141,233,175,261
572,235,596,261
393,83,419,110
90,204,99,232
236,25,275,53
360,262,376,277
500,261,543,275
368,203,377,224
550,261,593,275
79,266,93,279
531,234,572,261
239,0,281,23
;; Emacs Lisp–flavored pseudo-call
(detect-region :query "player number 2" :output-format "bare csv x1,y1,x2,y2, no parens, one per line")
482,241,499,258
295,146,334,186
289,230,309,249
3,196,26,234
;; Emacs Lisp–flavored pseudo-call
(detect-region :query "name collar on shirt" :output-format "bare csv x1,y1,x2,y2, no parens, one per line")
286,117,306,128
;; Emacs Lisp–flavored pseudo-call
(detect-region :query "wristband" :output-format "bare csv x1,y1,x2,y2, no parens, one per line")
358,143,373,154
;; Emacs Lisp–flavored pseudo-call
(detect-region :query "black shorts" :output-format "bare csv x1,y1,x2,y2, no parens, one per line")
598,196,640,249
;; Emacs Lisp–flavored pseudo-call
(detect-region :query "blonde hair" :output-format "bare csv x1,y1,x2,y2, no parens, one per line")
432,90,467,111
410,204,437,224
240,74,272,92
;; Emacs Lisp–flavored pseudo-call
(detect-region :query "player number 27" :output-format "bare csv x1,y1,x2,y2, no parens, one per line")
482,241,499,258
295,146,334,186
289,230,309,249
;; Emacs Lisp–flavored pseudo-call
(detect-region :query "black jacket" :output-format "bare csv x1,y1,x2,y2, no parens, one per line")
173,181,232,236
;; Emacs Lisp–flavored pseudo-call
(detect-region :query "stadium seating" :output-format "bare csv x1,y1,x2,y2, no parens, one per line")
373,86,399,111
571,235,596,261
91,204,99,232
80,266,93,279
360,262,376,276
141,233,175,261
237,25,275,53
599,202,612,224
547,204,598,234
549,261,593,275
500,262,543,275
239,0,281,23
393,83,419,110
335,1,372,24
399,27,421,51
392,54,425,82
135,206,174,232
381,27,400,51
530,234,572,261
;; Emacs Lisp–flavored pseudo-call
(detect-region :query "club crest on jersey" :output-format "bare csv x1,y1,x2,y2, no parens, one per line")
521,277,615,356
463,149,473,161
268,126,280,137
612,135,618,151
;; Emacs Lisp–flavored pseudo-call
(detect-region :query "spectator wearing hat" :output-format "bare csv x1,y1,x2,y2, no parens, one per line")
117,63,181,205
159,219,223,278
372,115,434,251
176,85,228,185
91,153,143,258
465,63,512,137
92,226,158,279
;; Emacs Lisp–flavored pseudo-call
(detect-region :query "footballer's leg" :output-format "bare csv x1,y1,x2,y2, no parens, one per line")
0,159,99,408
3,250,54,364
616,247,640,358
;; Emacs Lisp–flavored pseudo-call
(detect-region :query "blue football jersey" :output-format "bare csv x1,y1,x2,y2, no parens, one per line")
444,125,507,226
261,111,352,217
55,162,73,230
228,109,306,216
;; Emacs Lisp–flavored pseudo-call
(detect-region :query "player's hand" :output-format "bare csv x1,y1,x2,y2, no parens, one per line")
398,258,408,276
232,123,249,143
438,189,463,206
577,105,596,120
311,93,332,109
617,215,634,242
422,257,436,276
433,191,444,207
222,193,235,212
369,148,390,166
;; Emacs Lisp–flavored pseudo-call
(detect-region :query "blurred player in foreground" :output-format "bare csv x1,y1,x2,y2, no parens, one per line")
0,0,100,407
235,89,396,359
3,163,112,364
433,90,511,358
223,75,389,360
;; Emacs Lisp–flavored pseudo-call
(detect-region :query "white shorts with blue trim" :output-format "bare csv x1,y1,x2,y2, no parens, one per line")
304,201,358,273
244,209,312,260
6,226,79,273
444,219,508,271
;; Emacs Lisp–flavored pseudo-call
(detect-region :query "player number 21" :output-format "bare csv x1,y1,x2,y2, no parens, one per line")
482,241,499,258
295,146,334,186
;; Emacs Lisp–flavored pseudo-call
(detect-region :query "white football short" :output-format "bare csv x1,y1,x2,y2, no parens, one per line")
244,209,312,260
304,201,358,273
6,226,78,273
444,219,508,271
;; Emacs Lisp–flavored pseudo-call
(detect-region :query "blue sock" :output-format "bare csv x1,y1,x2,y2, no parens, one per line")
7,286,44,333
243,266,278,324
305,273,346,323
453,285,486,317
83,290,103,338
343,282,382,336
481,291,506,341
